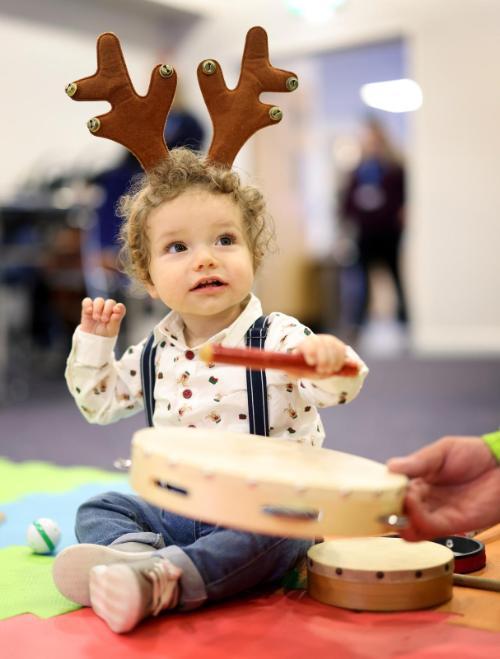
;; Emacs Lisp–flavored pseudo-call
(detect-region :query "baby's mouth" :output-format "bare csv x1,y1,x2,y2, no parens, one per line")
190,278,227,291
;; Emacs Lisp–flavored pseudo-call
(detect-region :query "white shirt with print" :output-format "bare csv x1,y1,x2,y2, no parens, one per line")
65,294,368,447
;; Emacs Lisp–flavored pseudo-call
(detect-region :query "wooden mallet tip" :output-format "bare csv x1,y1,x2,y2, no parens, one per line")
199,344,214,364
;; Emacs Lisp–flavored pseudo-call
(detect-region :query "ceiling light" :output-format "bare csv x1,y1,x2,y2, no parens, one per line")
360,78,423,113
286,0,347,24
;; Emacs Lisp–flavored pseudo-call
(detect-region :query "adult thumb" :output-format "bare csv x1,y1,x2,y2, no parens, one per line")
387,445,442,479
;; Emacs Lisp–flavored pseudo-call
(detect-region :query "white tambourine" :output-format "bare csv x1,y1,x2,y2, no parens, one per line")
129,427,407,539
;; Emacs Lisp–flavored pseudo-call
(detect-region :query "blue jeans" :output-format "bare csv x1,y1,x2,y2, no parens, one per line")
75,491,312,610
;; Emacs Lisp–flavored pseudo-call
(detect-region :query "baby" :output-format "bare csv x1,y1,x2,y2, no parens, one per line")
53,148,368,633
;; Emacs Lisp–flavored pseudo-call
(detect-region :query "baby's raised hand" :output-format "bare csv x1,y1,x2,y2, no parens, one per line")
294,334,347,377
80,297,126,338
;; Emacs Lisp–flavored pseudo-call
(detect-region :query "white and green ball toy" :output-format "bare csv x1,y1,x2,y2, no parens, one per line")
27,518,61,554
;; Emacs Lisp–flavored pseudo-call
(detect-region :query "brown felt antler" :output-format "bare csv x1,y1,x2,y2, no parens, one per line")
65,32,177,171
197,26,299,168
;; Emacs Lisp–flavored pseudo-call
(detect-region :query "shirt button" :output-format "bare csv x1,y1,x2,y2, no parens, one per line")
185,350,195,360
183,389,192,399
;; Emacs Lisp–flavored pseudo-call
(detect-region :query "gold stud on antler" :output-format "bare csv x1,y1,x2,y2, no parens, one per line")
286,76,299,91
202,60,217,76
65,82,77,97
87,117,101,133
159,64,174,79
268,106,283,122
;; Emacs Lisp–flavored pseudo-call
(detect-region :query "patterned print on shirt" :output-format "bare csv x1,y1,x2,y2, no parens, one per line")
206,411,221,424
177,371,190,386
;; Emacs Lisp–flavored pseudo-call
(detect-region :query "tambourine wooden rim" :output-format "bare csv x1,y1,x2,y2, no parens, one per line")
130,427,407,539
307,538,455,611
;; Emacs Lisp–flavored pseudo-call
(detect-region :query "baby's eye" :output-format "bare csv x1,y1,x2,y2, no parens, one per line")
217,234,236,246
166,242,187,254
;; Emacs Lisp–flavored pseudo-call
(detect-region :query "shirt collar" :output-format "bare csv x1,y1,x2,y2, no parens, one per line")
152,293,264,349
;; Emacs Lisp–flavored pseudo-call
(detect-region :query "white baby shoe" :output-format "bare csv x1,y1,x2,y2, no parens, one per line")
89,556,182,633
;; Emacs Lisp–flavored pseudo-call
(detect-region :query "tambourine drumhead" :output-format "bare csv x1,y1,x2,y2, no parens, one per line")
130,427,407,539
307,538,454,611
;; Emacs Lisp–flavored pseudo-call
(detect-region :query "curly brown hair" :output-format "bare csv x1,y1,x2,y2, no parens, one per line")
117,148,275,287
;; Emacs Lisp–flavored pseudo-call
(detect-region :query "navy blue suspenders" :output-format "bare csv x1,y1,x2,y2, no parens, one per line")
140,316,270,436
140,332,156,428
244,315,269,437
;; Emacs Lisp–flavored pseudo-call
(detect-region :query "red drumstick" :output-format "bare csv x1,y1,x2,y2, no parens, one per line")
199,344,360,377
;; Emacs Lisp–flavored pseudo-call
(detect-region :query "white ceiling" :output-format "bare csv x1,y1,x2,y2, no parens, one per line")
141,0,500,61
2,0,497,59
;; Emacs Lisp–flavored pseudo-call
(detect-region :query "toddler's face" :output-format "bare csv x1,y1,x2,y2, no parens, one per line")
145,189,254,322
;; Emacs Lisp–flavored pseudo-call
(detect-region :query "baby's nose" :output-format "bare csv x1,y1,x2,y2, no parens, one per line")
193,246,217,269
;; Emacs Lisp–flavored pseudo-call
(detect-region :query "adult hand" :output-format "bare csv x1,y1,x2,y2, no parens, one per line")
387,436,500,540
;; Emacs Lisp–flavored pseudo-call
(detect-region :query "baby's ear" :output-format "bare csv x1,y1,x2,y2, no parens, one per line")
145,281,159,300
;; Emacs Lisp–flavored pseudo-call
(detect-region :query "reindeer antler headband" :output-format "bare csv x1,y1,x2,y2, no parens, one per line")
65,26,298,171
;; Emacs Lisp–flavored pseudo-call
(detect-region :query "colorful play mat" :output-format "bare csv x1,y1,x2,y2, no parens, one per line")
1,457,499,658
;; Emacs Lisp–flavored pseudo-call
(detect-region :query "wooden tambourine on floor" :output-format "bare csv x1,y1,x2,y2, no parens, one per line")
130,427,407,539
307,538,455,611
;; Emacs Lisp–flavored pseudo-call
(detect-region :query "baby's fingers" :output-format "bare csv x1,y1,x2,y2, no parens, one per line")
79,297,125,337
324,337,347,373
81,297,93,319
101,298,118,323
313,337,336,375
107,303,126,335
80,297,96,332
298,335,347,375
92,297,106,321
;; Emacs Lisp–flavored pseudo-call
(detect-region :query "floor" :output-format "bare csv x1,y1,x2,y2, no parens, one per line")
1,353,498,469
1,347,499,658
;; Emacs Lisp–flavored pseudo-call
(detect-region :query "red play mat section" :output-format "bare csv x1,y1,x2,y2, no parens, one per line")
2,591,499,659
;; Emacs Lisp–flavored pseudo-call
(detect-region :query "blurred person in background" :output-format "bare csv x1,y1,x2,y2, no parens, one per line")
339,117,407,335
